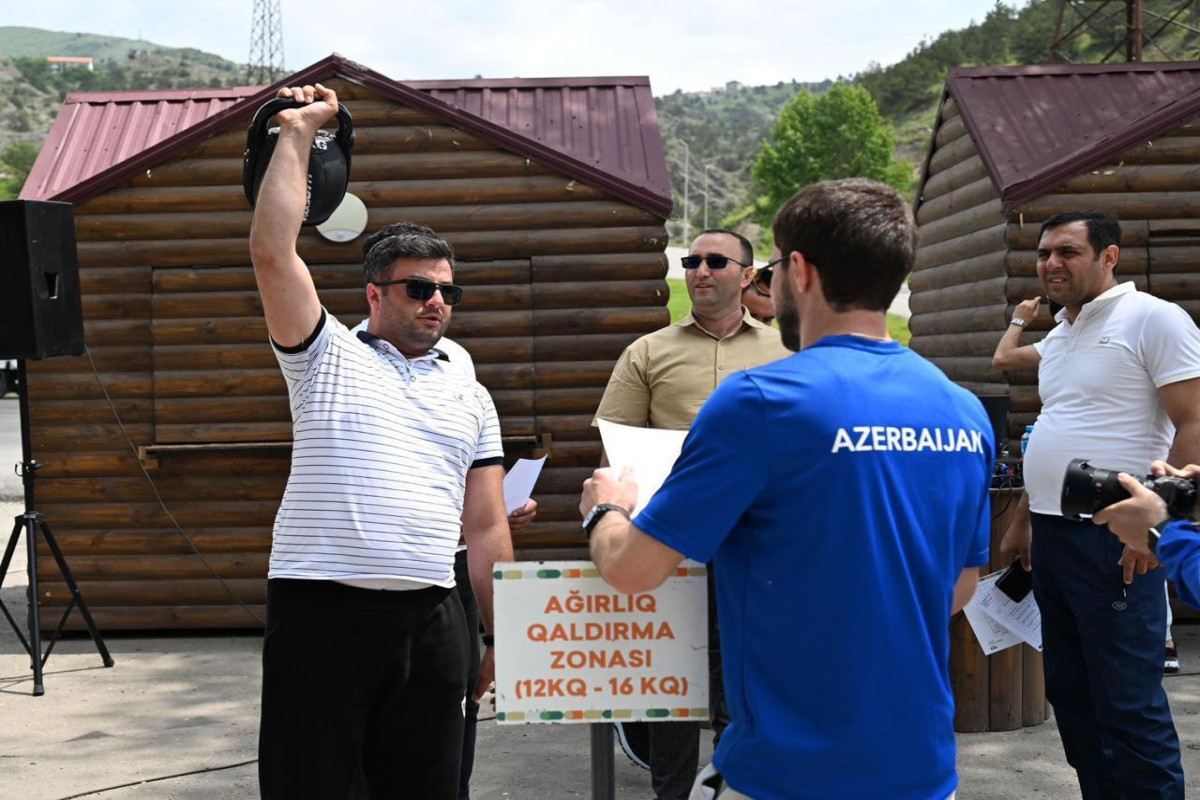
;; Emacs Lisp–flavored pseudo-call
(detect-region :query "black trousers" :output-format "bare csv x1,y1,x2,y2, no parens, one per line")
259,578,468,800
454,550,482,800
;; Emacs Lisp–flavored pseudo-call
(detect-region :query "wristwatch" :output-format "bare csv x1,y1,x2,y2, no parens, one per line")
1009,318,1028,328
582,503,632,538
1148,518,1171,556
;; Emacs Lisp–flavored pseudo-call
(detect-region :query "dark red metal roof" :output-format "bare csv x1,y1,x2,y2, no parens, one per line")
23,87,263,203
941,62,1200,208
21,54,671,217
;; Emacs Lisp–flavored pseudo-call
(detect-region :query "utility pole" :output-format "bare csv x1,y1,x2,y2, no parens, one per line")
680,140,690,246
703,164,713,230
247,0,285,84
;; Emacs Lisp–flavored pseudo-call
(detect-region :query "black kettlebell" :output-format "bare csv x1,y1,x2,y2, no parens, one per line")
243,97,354,226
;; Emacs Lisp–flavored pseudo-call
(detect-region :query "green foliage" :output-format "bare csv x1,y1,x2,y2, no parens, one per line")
0,139,40,199
656,80,831,245
751,84,912,226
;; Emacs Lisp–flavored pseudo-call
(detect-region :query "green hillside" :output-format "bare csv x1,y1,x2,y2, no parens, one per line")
0,26,234,65
659,0,1200,247
0,27,244,163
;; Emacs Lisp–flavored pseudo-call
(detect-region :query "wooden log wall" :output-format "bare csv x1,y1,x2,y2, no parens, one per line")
31,77,669,630
910,96,1010,407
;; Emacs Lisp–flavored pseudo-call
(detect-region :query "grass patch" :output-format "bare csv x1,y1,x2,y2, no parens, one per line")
667,278,692,323
668,277,911,346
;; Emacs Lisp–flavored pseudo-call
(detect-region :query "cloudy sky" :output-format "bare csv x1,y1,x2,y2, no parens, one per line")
6,0,1026,94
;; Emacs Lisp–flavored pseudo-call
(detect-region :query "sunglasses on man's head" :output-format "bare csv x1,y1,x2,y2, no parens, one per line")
680,254,751,270
750,266,772,297
372,277,464,306
751,252,811,296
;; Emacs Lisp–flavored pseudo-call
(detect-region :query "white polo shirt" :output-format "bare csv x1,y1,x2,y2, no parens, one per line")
351,319,476,380
268,310,503,586
1024,282,1200,515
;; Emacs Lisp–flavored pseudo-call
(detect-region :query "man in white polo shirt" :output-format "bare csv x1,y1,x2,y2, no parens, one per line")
354,221,535,800
249,83,513,800
998,210,1200,799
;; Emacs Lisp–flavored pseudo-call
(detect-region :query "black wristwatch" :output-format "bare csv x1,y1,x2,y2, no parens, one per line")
1148,518,1171,556
582,503,632,538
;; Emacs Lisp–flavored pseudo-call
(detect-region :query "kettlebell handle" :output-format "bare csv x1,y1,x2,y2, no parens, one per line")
248,97,354,149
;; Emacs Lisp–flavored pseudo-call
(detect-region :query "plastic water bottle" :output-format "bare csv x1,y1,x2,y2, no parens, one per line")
1020,424,1034,456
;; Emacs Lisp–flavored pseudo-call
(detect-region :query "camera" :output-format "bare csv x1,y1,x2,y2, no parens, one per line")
1060,458,1197,521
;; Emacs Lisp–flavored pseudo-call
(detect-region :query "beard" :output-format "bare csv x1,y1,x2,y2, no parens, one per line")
775,289,801,352
405,316,449,353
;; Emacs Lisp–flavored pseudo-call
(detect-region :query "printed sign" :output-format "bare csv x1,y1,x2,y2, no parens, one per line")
493,560,709,725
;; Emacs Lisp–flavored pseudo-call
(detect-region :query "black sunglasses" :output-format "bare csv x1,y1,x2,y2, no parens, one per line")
680,254,751,270
373,277,464,306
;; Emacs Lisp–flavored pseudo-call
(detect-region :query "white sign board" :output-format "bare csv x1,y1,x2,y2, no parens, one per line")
493,560,709,725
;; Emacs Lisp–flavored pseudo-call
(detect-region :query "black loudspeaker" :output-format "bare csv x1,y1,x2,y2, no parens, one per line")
978,395,1010,459
0,200,85,359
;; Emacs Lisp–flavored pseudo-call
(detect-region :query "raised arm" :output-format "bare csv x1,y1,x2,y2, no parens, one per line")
992,296,1043,372
247,83,337,347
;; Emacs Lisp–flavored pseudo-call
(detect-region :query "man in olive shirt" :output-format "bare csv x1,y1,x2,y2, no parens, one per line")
593,229,789,800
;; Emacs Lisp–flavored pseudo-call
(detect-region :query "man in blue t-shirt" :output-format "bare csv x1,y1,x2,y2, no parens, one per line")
581,178,992,800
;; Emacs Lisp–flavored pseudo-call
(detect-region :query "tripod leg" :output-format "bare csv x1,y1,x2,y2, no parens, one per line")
36,516,113,669
0,518,36,662
0,516,21,587
25,515,44,696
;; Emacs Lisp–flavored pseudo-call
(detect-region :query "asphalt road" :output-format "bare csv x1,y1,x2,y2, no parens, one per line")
0,396,20,501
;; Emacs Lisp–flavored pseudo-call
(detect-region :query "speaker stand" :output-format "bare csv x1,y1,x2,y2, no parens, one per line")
0,360,113,695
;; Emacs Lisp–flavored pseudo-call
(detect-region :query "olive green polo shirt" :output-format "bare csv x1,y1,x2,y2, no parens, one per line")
594,309,791,431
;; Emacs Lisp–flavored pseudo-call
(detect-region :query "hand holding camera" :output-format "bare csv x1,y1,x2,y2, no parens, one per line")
1074,459,1200,567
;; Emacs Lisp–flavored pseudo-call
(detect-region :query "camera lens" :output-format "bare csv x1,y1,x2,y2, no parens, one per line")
1060,459,1129,520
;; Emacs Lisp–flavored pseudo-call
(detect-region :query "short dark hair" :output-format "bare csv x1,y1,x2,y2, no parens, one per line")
771,178,916,312
361,221,455,284
1038,210,1122,254
698,228,754,267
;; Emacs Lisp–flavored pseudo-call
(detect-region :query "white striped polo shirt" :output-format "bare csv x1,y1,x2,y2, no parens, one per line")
267,309,504,587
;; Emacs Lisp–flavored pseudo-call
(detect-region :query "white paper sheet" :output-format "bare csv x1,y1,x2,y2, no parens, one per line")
596,419,688,515
502,456,547,514
962,573,1024,655
974,573,1043,651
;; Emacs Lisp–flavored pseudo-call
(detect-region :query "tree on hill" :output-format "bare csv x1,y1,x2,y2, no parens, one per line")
0,139,39,199
751,84,912,225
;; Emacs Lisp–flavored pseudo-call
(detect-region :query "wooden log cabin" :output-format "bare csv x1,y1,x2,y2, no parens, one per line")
912,62,1200,451
18,55,672,630
912,62,1200,731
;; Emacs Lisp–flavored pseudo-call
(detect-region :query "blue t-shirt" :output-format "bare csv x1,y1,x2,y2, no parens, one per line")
635,335,992,800
1159,521,1200,610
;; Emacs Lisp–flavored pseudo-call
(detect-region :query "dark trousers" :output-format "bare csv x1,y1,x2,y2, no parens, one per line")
454,550,482,800
1031,514,1184,799
616,719,699,800
259,578,468,800
616,567,722,800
